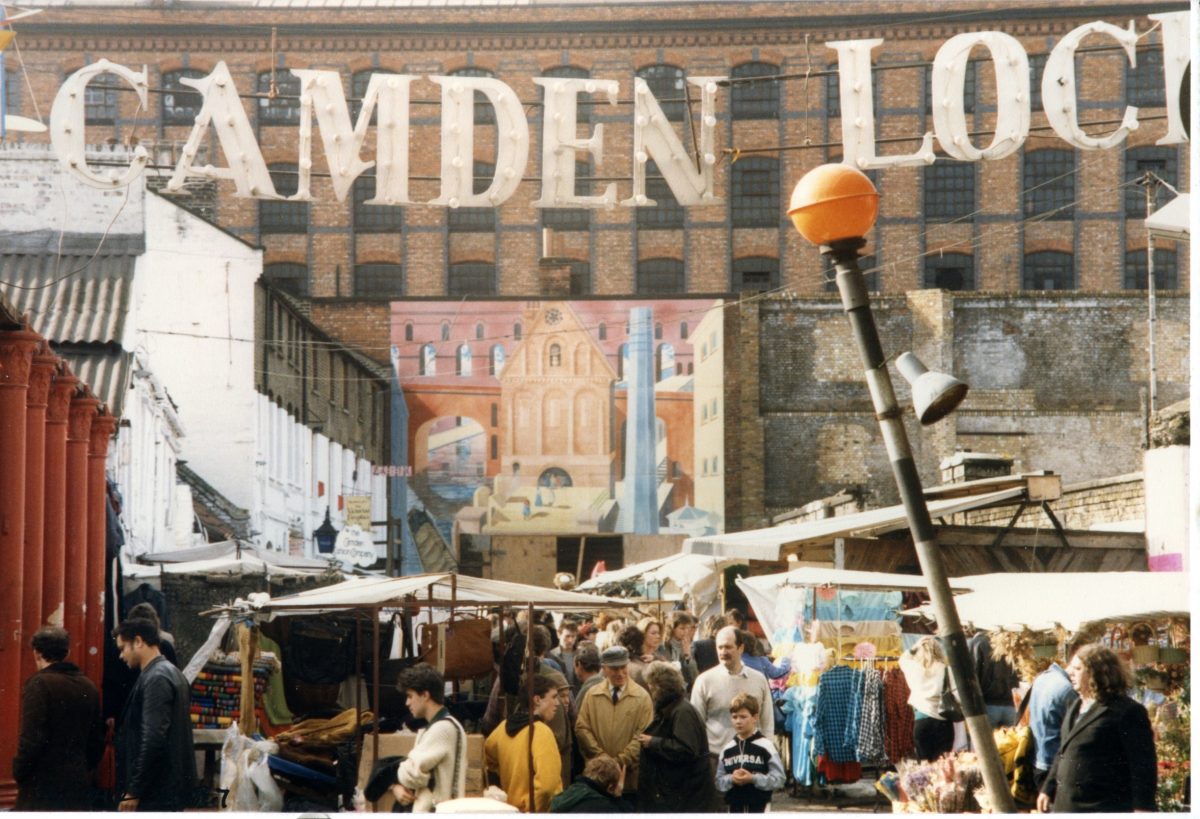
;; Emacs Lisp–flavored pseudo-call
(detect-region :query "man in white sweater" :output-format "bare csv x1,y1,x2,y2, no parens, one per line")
690,627,774,757
393,664,468,812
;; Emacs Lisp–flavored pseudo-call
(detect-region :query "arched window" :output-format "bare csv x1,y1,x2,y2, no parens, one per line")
1023,149,1075,219
548,343,562,367
636,64,686,121
1022,251,1075,291
419,344,437,375
456,344,473,376
654,323,663,340
924,160,976,222
263,262,309,298
83,71,119,124
923,253,974,291
476,323,485,340
353,175,403,233
1124,146,1178,217
732,257,779,293
404,323,414,342
514,323,523,341
1124,247,1178,290
731,62,779,119
447,161,496,232
680,322,689,339
731,156,779,227
260,164,308,234
353,263,404,298
490,344,506,376
441,322,451,341
638,160,684,229
637,258,684,295
598,322,607,341
449,67,496,125
257,70,301,125
448,262,497,296
161,69,205,125
657,343,676,381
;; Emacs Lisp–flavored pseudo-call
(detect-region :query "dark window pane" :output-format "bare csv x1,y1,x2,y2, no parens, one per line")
927,60,976,114
1022,251,1074,290
1029,53,1047,111
732,257,779,293
542,161,591,231
1124,146,1178,217
257,71,301,126
1124,247,1178,290
162,69,204,125
543,65,590,122
448,262,496,296
637,64,686,122
825,64,841,117
923,253,974,290
354,263,404,297
638,161,684,230
353,175,403,232
263,262,308,297
351,70,379,123
84,71,119,124
5,68,19,115
637,258,684,294
1127,45,1165,107
1023,149,1075,219
450,67,495,125
731,157,779,228
924,160,975,221
731,62,780,119
260,164,308,234
568,260,591,296
448,161,496,232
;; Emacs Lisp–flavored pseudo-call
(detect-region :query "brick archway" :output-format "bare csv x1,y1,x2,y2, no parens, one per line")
405,384,500,475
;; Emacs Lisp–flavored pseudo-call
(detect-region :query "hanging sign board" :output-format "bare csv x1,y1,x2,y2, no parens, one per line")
334,526,377,568
345,496,372,530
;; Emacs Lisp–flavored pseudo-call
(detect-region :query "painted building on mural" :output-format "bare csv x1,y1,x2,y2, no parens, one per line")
391,297,722,541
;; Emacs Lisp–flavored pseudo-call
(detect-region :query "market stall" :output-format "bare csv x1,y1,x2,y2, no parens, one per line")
576,552,744,620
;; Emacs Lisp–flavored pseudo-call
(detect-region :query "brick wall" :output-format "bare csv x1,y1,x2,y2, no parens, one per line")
958,473,1145,530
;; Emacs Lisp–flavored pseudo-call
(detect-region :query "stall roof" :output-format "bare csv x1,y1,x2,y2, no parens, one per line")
137,540,334,571
1145,193,1190,242
243,572,635,615
738,566,971,594
683,487,1024,561
126,553,330,579
904,572,1190,632
576,554,692,591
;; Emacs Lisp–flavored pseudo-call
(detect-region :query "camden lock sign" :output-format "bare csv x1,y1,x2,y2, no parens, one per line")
49,12,1188,208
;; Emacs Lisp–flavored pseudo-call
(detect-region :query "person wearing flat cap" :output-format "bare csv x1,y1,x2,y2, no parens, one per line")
573,646,653,808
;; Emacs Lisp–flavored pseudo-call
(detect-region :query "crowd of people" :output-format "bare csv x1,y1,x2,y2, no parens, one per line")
10,603,1161,814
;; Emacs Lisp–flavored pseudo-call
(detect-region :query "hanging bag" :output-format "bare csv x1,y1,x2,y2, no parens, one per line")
993,688,1038,807
418,615,493,680
938,667,964,722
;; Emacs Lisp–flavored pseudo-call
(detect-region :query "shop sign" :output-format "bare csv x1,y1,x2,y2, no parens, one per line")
344,495,372,529
333,526,377,568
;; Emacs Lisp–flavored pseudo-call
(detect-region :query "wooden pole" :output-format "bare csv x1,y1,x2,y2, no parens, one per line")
575,536,587,585
238,623,258,736
372,607,381,766
525,601,535,813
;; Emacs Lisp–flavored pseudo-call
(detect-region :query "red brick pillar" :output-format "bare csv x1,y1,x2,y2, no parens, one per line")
64,393,100,664
42,370,78,627
20,348,58,685
85,412,118,687
0,327,40,806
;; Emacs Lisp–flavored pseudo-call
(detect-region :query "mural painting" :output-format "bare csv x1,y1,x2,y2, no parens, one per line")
390,298,725,540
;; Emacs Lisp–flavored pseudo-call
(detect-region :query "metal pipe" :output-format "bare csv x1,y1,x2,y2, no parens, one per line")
372,606,381,767
526,601,536,814
1144,180,1159,414
824,237,1016,813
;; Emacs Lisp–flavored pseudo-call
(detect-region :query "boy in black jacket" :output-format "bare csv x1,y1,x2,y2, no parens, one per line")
715,694,785,813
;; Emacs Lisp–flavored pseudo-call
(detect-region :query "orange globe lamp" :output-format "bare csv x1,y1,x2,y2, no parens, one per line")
786,163,880,246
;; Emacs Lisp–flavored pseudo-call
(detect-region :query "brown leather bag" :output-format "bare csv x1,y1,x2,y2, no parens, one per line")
418,616,493,679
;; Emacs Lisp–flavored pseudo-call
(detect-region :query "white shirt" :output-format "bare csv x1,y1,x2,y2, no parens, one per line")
690,662,774,753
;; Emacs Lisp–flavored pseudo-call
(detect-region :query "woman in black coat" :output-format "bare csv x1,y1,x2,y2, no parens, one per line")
636,661,718,813
1036,644,1157,813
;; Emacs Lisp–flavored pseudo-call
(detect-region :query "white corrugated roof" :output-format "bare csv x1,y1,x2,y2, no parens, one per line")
683,487,1025,561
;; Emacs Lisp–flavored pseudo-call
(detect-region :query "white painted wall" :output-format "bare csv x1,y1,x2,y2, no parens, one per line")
132,191,262,511
1144,445,1188,571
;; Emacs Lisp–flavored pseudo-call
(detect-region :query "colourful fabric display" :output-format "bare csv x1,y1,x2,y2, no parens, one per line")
802,589,903,623
188,660,273,730
780,674,820,786
813,665,863,763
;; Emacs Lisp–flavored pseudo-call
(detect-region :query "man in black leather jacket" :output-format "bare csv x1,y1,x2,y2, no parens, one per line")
113,619,197,811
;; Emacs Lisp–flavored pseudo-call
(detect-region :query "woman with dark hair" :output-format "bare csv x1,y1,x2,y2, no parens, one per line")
636,662,717,813
1036,644,1157,813
619,626,648,688
656,612,699,689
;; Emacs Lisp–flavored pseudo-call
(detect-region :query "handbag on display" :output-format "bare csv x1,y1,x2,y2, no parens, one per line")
993,688,1038,807
418,615,493,680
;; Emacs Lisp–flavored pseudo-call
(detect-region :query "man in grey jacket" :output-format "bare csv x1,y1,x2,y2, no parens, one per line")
113,618,197,811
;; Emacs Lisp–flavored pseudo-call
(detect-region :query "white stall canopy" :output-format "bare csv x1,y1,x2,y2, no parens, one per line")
578,553,741,621
903,572,1190,632
1145,193,1191,242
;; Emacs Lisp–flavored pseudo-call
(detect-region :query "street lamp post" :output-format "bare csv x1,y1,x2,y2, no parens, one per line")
787,164,1016,813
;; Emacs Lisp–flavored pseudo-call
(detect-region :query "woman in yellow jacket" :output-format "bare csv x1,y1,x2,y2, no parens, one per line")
485,674,563,812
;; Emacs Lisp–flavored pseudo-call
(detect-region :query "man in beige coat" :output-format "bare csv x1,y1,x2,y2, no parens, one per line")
574,646,653,806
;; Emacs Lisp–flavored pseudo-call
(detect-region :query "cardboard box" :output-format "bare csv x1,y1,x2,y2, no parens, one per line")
357,732,486,812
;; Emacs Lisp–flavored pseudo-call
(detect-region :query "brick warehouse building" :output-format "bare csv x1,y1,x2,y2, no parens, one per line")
2,0,1191,535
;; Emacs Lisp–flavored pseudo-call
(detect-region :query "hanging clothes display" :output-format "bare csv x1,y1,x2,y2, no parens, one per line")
813,664,862,763
855,666,888,767
780,671,820,786
882,666,915,764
